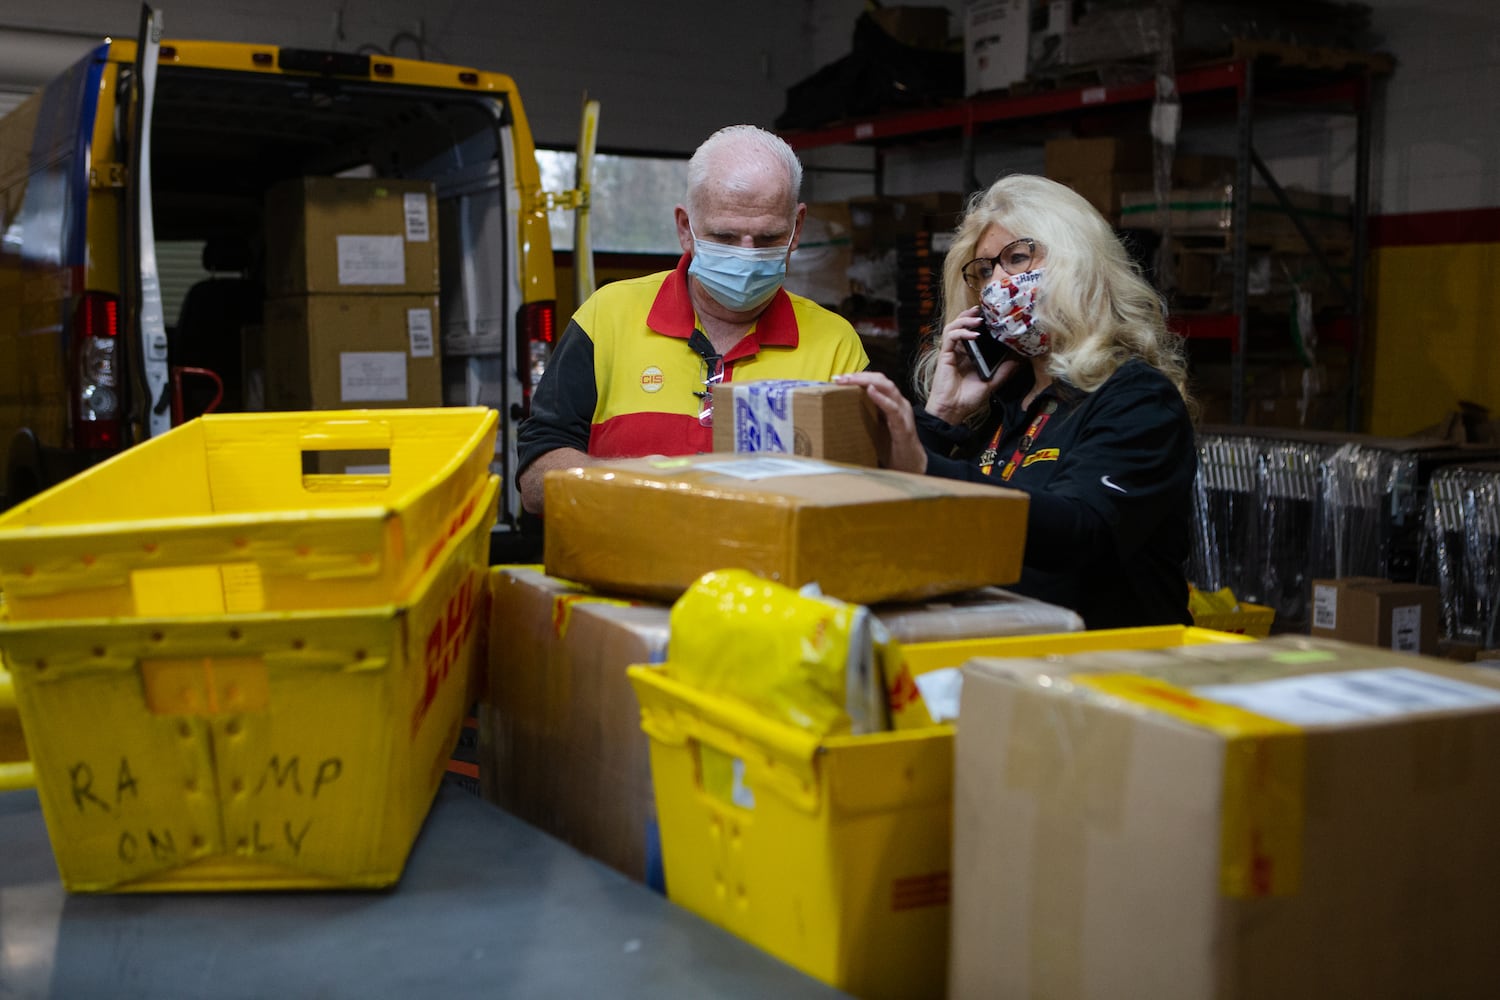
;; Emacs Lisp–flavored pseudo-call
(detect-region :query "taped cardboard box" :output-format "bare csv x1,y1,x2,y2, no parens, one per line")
480,566,668,882
712,381,885,467
263,294,443,411
265,176,440,296
481,567,1079,885
951,635,1500,999
544,455,1029,605
1309,576,1440,656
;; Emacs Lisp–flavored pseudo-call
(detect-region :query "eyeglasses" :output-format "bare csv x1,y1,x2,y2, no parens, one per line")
960,238,1039,291
693,351,725,427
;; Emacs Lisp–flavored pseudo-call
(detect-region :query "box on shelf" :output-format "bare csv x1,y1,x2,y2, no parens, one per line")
543,454,1029,605
264,176,439,296
785,202,854,308
629,625,1251,999
0,408,497,621
1310,576,1440,655
712,381,885,467
262,294,443,411
0,475,498,892
1044,136,1154,177
482,569,1082,883
963,0,1030,96
950,635,1500,998
1118,185,1352,248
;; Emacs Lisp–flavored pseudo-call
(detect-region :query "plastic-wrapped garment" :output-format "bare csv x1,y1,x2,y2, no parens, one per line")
1321,442,1423,580
1422,464,1500,647
1191,433,1333,632
667,569,896,736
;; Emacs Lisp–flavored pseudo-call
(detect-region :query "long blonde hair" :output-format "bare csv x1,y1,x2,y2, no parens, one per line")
915,174,1192,411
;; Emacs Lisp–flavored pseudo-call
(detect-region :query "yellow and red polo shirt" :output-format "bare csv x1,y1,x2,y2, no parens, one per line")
517,254,868,467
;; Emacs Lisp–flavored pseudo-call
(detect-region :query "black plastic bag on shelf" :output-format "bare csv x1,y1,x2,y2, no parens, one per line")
775,12,962,132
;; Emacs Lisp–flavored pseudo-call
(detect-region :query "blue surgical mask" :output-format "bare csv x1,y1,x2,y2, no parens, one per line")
688,226,792,312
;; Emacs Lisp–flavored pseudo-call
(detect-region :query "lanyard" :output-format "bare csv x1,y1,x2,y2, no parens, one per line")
980,399,1056,481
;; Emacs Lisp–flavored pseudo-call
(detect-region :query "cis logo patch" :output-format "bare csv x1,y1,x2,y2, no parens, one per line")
640,365,665,393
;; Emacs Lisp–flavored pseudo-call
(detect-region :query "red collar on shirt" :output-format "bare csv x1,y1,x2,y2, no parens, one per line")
646,253,801,359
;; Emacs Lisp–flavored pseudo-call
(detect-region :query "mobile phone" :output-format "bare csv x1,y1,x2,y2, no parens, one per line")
965,323,1023,380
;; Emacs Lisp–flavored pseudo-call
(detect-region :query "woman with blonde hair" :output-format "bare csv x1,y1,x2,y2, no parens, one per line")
838,173,1197,628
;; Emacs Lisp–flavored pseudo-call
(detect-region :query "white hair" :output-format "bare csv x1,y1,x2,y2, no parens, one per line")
686,125,803,218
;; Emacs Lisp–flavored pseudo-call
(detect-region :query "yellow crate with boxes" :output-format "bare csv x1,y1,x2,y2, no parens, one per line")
0,408,497,621
627,625,1253,999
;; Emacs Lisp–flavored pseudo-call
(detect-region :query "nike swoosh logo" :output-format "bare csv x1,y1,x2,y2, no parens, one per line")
1101,475,1127,494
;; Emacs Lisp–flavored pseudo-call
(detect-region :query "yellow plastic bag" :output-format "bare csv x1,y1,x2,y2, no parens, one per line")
667,569,896,736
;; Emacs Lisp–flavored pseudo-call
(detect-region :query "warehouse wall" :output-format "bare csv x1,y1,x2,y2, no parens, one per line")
3,0,1497,434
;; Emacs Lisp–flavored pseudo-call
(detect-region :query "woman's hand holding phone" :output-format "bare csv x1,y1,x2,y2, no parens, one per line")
929,306,1020,423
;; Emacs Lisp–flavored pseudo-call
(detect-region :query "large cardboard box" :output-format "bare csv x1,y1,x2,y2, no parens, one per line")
951,635,1500,999
543,455,1029,604
481,567,1083,885
1310,576,1441,655
481,567,669,882
712,381,885,467
1044,136,1154,178
964,0,1031,96
263,294,443,410
265,176,440,296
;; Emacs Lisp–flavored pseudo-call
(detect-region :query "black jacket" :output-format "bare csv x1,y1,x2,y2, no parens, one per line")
917,358,1196,629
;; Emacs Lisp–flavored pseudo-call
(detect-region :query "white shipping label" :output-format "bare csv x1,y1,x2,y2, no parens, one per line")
336,235,406,285
1389,604,1422,652
1312,584,1338,630
407,308,434,358
693,456,840,480
340,351,408,402
403,192,430,242
1194,667,1500,726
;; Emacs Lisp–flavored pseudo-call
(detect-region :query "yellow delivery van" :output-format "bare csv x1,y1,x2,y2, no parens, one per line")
0,11,563,556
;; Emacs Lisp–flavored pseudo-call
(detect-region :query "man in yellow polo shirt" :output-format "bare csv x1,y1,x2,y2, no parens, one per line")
516,124,869,515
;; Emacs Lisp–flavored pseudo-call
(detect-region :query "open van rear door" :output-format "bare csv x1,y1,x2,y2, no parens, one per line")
123,3,170,441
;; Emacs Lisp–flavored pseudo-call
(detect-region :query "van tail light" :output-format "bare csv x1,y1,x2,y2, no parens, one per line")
515,300,556,417
72,292,123,451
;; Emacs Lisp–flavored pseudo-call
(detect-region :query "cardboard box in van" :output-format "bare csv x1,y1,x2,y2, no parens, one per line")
263,294,443,410
265,177,440,296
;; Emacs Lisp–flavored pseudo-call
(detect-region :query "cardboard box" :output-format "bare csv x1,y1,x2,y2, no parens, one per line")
544,454,1029,605
785,201,853,307
481,568,1084,885
1118,185,1353,246
480,566,669,882
964,0,1030,96
263,294,443,410
1056,170,1153,220
1045,136,1154,177
712,381,885,467
265,176,440,296
951,635,1500,999
1310,577,1441,655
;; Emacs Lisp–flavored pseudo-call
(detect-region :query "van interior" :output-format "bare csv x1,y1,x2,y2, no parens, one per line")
147,62,519,419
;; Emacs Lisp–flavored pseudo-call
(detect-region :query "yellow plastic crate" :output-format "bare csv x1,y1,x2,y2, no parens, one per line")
628,625,1256,999
0,408,497,621
1191,601,1277,637
0,666,33,791
0,475,497,893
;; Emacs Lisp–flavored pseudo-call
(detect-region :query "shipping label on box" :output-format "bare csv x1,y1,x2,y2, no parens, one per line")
265,176,440,296
951,635,1500,999
544,454,1029,605
712,380,885,467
